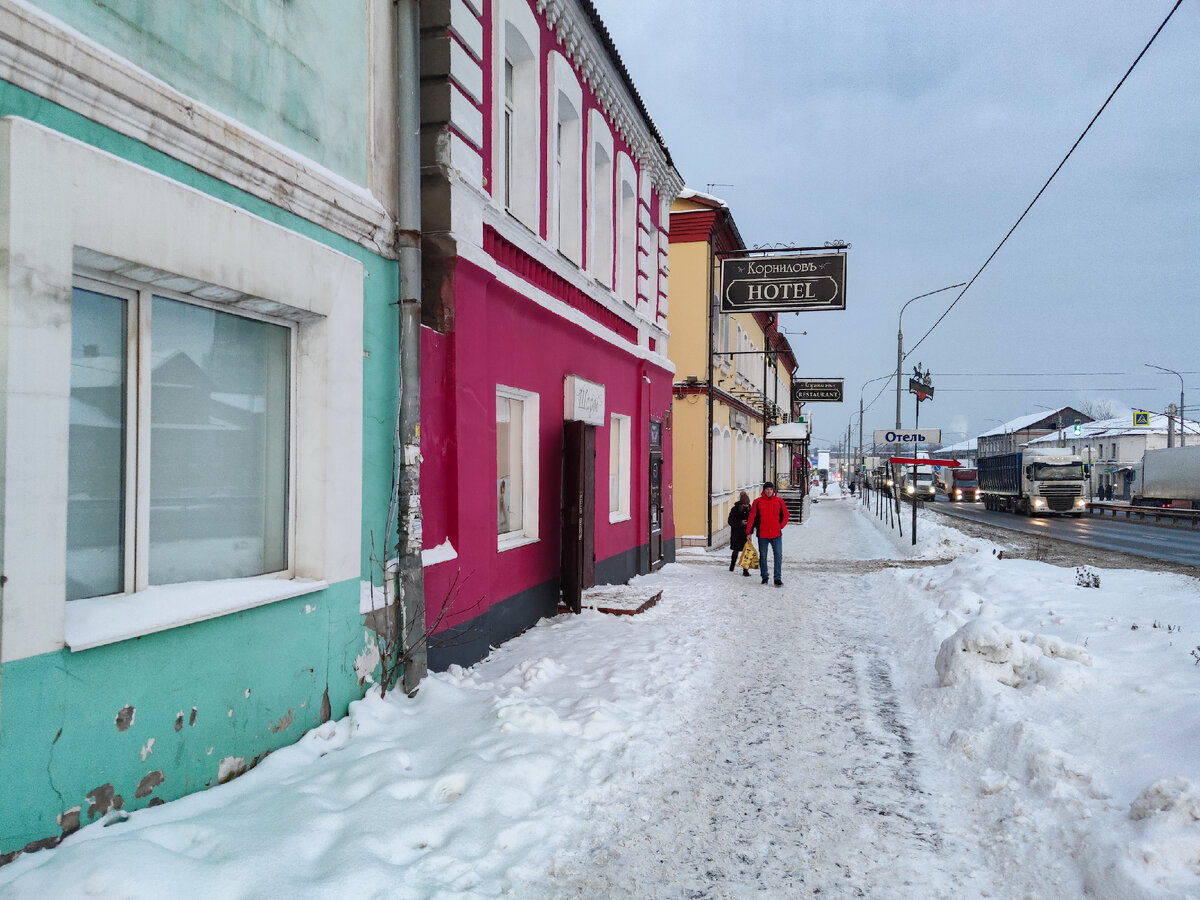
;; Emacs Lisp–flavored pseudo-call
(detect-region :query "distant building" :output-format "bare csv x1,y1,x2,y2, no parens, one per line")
666,190,798,548
976,407,1092,457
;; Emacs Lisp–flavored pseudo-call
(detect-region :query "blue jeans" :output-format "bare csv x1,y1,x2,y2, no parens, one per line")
758,536,783,582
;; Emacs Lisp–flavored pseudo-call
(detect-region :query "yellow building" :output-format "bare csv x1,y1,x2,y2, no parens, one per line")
666,191,799,548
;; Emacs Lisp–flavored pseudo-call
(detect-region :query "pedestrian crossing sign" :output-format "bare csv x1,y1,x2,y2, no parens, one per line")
1133,411,1150,426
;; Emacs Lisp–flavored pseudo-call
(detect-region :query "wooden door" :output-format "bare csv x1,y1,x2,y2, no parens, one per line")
561,420,595,612
649,418,664,571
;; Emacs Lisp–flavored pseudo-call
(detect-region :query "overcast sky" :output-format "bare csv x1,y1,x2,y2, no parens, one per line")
592,0,1199,452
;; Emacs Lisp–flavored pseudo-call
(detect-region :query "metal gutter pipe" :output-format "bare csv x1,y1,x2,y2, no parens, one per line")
396,0,426,694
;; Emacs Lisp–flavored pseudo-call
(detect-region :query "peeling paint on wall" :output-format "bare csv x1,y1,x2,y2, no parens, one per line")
115,706,135,731
139,738,155,762
218,756,247,784
320,686,332,724
57,806,81,836
268,709,294,733
174,712,184,732
85,784,122,820
189,707,198,726
355,631,380,685
135,770,165,799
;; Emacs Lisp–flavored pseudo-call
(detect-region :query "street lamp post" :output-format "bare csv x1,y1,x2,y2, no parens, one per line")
1146,363,1185,447
895,283,965,429
856,373,892,487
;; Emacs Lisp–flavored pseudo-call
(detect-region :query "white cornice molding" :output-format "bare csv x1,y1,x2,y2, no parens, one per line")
0,0,394,257
536,0,683,201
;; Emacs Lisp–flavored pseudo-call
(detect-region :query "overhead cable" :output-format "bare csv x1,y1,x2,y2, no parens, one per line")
904,0,1184,359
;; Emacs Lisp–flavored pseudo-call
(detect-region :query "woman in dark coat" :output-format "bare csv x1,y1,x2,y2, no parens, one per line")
728,491,752,575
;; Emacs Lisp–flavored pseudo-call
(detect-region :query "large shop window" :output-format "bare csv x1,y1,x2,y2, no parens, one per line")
609,413,631,521
497,386,540,547
68,280,292,601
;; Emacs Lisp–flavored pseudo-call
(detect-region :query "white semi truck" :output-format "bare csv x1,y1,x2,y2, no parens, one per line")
977,446,1089,516
1131,445,1200,509
898,452,937,500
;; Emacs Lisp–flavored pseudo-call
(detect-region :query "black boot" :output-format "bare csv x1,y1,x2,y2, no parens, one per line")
729,553,736,572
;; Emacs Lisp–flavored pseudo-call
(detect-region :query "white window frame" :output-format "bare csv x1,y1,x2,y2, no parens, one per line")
0,117,363,659
494,0,540,230
497,384,540,550
587,110,614,288
71,272,299,597
608,413,631,522
616,152,638,305
548,52,583,264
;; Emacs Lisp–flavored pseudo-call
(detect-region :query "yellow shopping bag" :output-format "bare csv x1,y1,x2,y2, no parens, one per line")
737,542,759,570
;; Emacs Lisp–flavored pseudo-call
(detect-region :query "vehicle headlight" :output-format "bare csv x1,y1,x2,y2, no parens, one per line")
886,479,893,487
906,485,914,494
1074,498,1086,507
1033,498,1045,508
955,490,962,498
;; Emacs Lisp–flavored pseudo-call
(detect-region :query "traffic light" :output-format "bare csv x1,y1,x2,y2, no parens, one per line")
1073,419,1082,436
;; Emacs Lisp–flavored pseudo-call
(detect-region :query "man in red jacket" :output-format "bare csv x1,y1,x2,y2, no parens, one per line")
747,481,790,586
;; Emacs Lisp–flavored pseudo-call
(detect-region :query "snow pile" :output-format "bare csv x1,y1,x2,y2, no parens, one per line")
0,583,710,899
879,532,1200,899
854,494,998,561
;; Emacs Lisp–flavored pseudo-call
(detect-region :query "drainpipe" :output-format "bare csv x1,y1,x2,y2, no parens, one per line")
705,229,715,547
396,0,426,694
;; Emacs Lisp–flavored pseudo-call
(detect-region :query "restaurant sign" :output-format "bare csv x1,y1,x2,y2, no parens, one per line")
720,253,846,313
792,378,844,403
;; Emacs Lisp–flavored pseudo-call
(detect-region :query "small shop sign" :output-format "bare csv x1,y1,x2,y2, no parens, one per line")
564,375,605,426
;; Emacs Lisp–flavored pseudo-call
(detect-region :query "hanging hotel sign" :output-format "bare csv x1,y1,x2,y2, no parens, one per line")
720,253,846,313
564,375,605,426
792,378,843,403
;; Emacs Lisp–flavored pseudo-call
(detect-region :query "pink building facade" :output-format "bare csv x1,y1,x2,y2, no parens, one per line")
419,0,683,667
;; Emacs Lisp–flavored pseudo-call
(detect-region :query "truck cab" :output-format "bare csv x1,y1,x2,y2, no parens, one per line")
950,468,979,502
901,468,937,500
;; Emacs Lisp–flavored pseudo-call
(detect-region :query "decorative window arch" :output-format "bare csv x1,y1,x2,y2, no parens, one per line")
494,0,540,229
587,110,614,288
548,52,583,264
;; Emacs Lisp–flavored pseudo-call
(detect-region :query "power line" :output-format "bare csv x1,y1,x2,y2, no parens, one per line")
904,0,1184,359
932,387,1161,393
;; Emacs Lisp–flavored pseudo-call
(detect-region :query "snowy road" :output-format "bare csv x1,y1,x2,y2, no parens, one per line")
523,499,986,898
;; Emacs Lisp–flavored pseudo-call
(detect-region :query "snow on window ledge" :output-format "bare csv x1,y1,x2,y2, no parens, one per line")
497,534,539,553
65,577,329,652
608,512,632,524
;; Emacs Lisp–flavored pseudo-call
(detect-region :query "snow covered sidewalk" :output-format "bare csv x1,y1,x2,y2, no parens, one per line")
2,496,1199,898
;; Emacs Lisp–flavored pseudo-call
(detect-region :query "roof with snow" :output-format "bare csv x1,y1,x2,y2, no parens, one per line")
677,187,728,208
1025,413,1200,445
977,410,1060,438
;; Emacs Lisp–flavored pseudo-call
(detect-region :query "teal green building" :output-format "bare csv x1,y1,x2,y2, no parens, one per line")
0,0,405,859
